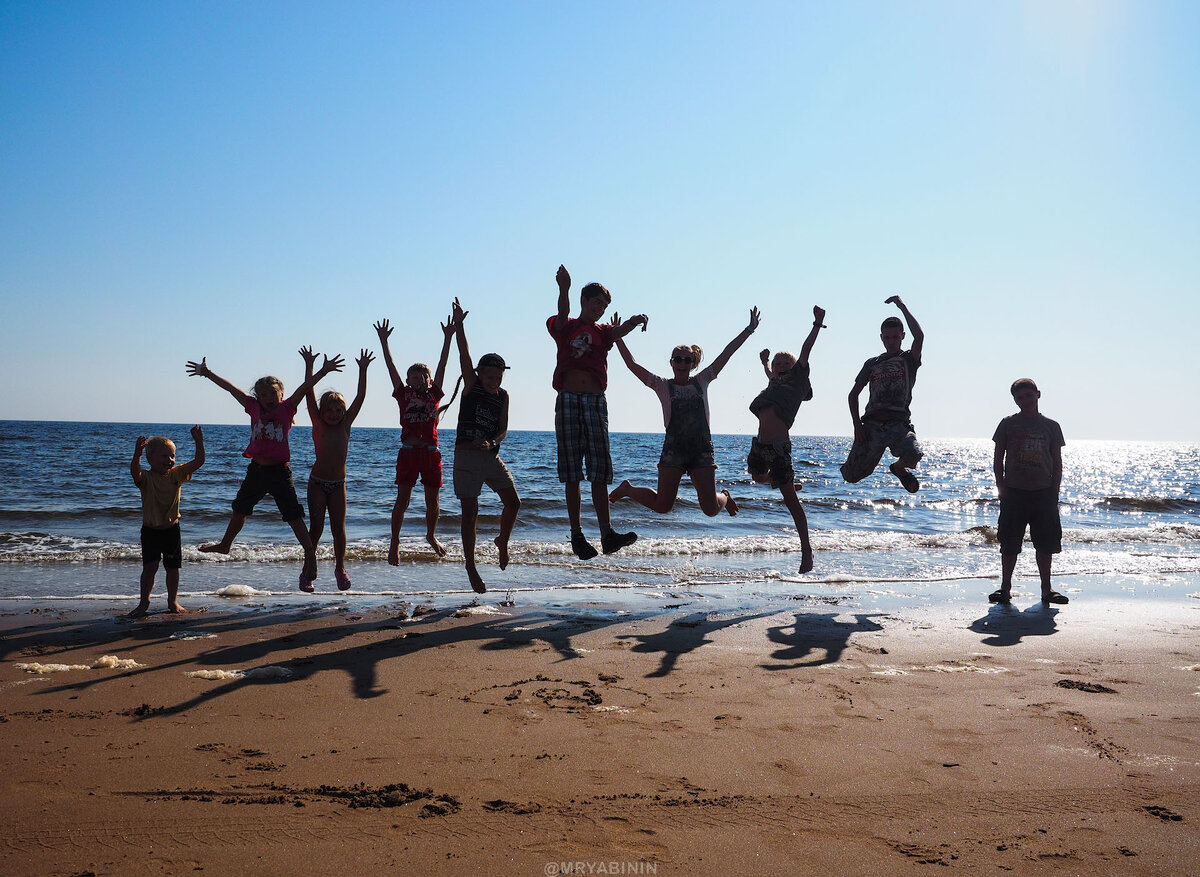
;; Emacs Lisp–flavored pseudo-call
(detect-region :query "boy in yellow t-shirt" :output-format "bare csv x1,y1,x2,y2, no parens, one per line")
129,426,205,617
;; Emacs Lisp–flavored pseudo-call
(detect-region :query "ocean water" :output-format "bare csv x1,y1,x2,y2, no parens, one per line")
1,420,1198,609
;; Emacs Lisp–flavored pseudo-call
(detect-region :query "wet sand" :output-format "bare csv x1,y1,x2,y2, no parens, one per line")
2,588,1198,875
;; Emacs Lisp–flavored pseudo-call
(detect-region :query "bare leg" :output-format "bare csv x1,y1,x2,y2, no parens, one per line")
689,468,733,517
389,484,414,565
165,567,187,613
327,484,348,575
423,480,446,556
307,480,328,558
613,468,685,515
1000,553,1017,591
565,481,583,531
128,563,158,617
779,482,812,572
592,480,612,530
1036,550,1054,595
288,517,317,582
200,513,246,553
460,496,486,593
493,487,521,570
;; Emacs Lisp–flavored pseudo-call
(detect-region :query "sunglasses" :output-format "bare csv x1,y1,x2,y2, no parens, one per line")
671,355,695,364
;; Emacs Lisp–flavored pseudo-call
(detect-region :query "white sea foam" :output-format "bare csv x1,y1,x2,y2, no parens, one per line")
216,584,269,598
15,654,143,673
454,604,508,617
185,665,293,680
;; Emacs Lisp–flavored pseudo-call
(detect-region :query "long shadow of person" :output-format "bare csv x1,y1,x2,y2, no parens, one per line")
968,602,1059,647
760,611,885,670
615,611,777,678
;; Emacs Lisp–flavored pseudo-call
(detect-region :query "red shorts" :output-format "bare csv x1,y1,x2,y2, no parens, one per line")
396,446,443,487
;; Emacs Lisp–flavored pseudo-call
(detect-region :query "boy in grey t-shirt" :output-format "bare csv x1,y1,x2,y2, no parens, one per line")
990,378,1067,605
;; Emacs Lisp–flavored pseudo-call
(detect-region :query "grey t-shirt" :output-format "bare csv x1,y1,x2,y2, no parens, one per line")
993,413,1065,491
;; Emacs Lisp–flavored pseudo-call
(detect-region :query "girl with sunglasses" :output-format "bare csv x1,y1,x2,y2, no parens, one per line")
610,308,760,517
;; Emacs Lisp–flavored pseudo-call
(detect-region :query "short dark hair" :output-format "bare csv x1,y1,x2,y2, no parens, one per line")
580,282,611,304
880,316,903,332
1010,378,1038,396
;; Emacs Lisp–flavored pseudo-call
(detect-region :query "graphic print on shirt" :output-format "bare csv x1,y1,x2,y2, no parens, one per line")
569,330,593,360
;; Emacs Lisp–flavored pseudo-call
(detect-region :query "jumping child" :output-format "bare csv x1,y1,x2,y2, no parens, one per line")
128,426,205,617
300,345,373,591
748,305,826,573
374,314,458,562
609,307,760,518
548,264,647,560
451,298,520,594
185,353,343,591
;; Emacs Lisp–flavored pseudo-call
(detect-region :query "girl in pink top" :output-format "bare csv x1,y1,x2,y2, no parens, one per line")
186,352,343,591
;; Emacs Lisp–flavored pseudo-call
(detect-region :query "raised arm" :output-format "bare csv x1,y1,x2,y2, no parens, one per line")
373,319,403,392
130,436,147,485
452,298,476,393
551,264,571,332
759,349,773,380
885,295,923,363
178,425,206,477
707,307,760,378
287,352,344,409
186,358,253,407
345,349,373,424
299,346,320,423
433,310,455,392
614,312,649,339
614,336,657,387
797,305,826,366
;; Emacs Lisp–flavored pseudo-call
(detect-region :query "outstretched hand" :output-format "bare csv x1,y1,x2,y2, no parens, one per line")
556,264,571,293
813,305,827,327
135,435,148,453
185,358,209,378
441,310,456,338
299,345,318,367
748,307,760,332
321,354,345,374
356,349,374,369
452,297,468,324
373,319,392,340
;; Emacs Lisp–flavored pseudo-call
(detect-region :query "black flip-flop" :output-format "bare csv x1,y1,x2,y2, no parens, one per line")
988,589,1011,604
1042,590,1069,605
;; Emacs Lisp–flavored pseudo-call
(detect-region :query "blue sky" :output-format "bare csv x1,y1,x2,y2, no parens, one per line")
3,1,1197,440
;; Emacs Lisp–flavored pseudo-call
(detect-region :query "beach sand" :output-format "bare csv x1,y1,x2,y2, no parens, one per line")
2,586,1198,875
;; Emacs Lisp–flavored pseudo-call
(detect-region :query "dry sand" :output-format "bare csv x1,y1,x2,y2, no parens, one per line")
2,591,1198,875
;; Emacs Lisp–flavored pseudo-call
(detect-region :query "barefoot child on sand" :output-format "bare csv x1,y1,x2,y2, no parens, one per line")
990,378,1067,605
374,315,458,561
840,296,925,493
451,299,520,594
128,426,205,617
609,308,760,518
300,345,373,591
549,264,647,560
185,353,343,591
749,305,826,573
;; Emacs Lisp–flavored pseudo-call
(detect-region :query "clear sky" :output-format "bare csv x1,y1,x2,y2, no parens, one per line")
3,1,1197,440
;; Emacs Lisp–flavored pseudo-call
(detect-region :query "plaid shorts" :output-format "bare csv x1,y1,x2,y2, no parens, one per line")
840,419,922,484
554,391,613,484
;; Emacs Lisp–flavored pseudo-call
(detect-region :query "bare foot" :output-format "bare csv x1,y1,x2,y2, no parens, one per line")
126,603,150,618
722,489,739,516
799,550,814,574
609,479,632,503
387,537,400,566
466,565,487,594
199,542,231,554
166,603,190,614
494,536,510,570
303,553,317,582
427,534,447,557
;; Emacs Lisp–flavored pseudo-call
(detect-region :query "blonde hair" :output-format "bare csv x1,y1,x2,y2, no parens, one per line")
319,390,346,410
253,376,284,397
771,351,797,372
408,363,432,381
145,436,175,456
672,344,703,366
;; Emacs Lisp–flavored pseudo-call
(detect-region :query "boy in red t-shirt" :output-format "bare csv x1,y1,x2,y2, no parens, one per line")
375,314,457,563
547,264,648,559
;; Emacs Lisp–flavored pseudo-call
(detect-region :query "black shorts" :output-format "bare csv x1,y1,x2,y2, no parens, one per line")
747,437,794,489
141,524,182,570
998,486,1062,555
231,462,305,521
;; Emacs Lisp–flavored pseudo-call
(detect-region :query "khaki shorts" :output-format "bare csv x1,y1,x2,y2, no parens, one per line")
453,446,516,499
